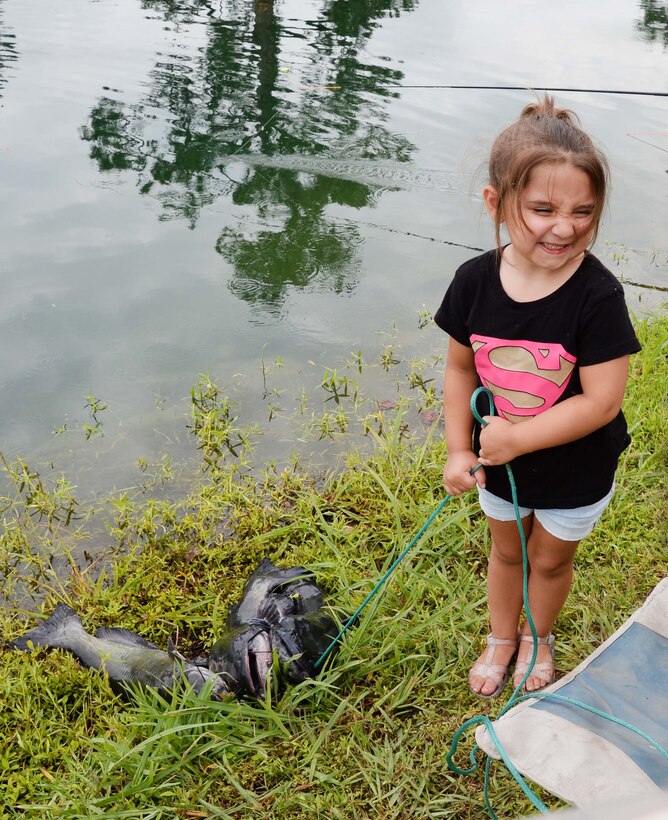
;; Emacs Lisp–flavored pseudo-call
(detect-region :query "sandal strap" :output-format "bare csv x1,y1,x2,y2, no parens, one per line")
474,633,519,680
514,661,555,683
486,634,519,647
470,660,508,684
470,633,519,698
514,634,556,688
519,633,554,646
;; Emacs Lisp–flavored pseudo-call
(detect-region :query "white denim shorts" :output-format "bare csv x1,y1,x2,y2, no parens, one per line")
477,485,615,542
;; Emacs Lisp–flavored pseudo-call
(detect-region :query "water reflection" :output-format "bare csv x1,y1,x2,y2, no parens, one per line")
80,0,419,313
635,0,668,46
0,5,18,100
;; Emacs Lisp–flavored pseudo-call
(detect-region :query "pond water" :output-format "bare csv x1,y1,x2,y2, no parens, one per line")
0,0,666,502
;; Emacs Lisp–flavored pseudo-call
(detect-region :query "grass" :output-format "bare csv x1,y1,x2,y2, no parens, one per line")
0,311,665,819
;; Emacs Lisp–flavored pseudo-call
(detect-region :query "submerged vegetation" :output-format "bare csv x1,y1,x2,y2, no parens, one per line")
0,313,666,818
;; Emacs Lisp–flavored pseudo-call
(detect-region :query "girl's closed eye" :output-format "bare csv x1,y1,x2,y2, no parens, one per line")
529,206,594,219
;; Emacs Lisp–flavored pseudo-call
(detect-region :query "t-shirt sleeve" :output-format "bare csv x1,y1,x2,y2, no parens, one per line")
433,270,472,347
577,281,641,367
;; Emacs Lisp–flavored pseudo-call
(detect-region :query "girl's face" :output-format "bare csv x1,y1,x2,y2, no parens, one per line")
484,161,597,277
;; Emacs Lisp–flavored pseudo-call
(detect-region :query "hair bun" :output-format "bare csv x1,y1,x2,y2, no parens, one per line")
520,94,578,126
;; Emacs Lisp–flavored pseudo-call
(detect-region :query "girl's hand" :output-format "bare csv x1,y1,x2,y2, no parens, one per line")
444,450,486,496
478,416,521,465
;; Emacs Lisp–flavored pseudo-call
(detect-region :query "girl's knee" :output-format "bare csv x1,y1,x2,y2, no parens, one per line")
488,516,533,567
527,522,580,577
490,539,524,567
529,550,575,578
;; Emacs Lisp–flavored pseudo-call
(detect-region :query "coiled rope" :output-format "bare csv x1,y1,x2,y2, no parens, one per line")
314,386,667,816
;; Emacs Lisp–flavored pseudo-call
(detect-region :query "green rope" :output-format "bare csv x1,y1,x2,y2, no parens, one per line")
313,494,452,670
445,387,547,815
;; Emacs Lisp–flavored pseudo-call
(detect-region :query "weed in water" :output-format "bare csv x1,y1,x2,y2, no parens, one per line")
320,368,356,405
380,344,400,371
83,393,109,439
188,372,258,471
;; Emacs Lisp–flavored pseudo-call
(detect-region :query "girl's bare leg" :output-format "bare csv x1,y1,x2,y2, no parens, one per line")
469,515,533,696
515,519,580,691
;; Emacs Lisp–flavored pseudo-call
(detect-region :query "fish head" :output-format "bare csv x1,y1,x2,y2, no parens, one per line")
276,580,325,615
270,622,310,683
209,622,275,699
257,593,298,623
255,582,325,624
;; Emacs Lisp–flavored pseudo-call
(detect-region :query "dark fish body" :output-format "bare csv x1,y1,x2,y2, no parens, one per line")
270,612,339,684
209,558,340,698
10,603,229,700
228,557,323,626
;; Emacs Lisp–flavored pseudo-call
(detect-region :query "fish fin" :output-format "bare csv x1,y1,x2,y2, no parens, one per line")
247,558,310,589
238,558,279,592
270,567,313,591
94,627,159,649
255,556,279,574
9,602,83,652
166,638,188,663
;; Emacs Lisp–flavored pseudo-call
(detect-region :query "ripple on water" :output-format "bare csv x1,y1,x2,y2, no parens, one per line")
235,153,466,194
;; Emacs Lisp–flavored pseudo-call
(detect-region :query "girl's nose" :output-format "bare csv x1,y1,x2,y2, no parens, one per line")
552,214,576,237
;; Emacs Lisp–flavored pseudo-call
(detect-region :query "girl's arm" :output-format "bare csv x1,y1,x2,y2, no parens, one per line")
477,355,631,466
443,338,487,494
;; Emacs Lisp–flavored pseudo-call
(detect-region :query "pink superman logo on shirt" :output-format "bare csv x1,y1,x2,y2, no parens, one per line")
470,335,576,422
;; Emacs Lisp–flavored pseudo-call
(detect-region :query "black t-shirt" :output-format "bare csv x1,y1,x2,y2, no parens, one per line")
434,250,641,509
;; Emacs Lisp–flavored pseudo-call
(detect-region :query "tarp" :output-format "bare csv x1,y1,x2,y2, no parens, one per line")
537,790,668,818
476,578,668,807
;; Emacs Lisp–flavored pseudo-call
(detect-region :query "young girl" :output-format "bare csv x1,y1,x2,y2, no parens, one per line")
434,96,641,698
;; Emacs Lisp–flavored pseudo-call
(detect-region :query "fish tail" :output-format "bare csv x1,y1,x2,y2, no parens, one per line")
9,602,84,652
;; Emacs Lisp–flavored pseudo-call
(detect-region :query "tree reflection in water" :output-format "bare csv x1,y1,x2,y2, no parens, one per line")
0,6,18,100
635,0,668,47
80,0,419,314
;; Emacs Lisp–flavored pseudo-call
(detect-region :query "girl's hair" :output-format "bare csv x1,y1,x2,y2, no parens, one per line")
488,95,609,251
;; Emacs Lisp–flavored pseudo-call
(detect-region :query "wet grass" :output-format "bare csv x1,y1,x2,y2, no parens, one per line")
0,312,665,819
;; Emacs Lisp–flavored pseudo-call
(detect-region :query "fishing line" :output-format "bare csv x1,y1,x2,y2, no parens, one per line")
627,132,668,154
380,85,668,97
336,215,485,253
622,278,668,293
232,110,282,156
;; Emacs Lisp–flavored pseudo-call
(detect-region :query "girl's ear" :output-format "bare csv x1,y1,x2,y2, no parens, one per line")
482,185,502,222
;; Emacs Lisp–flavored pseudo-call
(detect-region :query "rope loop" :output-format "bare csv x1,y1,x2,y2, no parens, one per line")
470,385,496,427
